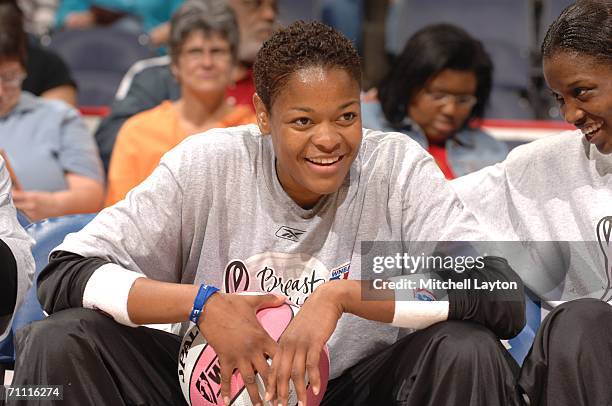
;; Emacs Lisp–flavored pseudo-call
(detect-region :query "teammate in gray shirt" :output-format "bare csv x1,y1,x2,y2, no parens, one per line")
11,21,525,406
0,156,34,343
453,2,612,405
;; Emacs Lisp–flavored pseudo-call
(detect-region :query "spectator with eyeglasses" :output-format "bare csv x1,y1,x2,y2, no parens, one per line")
104,0,255,206
1,0,78,106
0,3,104,221
362,23,508,179
94,0,277,173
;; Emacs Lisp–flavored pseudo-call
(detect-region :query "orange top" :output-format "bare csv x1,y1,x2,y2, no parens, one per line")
105,101,255,206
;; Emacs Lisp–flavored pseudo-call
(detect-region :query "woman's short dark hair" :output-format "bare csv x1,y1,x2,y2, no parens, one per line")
253,20,362,111
0,2,27,67
169,0,239,65
378,23,493,128
542,1,612,62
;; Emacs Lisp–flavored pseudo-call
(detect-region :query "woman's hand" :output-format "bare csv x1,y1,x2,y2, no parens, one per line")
64,11,95,29
148,22,170,46
266,281,345,406
199,292,285,406
13,175,103,221
12,190,57,221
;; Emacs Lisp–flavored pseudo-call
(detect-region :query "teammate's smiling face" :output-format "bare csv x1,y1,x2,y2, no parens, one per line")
544,51,612,154
254,66,362,209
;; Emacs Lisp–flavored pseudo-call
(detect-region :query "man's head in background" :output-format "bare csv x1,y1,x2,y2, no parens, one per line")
227,0,277,63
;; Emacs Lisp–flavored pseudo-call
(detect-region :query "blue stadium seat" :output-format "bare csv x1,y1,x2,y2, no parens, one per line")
540,0,574,40
16,210,30,228
534,0,574,120
277,0,319,25
320,0,363,48
46,27,155,106
507,292,541,365
0,213,97,381
387,0,536,119
488,87,534,120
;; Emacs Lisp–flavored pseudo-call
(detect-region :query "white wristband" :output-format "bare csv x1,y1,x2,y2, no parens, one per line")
82,263,146,327
391,300,450,329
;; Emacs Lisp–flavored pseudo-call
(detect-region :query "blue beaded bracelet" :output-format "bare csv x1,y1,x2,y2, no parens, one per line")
189,284,220,324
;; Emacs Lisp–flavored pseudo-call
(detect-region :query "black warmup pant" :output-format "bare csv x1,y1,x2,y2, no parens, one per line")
0,239,18,317
518,298,612,406
10,308,521,406
322,320,522,406
10,308,185,406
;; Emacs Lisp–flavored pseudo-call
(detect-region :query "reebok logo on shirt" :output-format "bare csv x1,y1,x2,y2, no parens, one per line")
275,226,306,242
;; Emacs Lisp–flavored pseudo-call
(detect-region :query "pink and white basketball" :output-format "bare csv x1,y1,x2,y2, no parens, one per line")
178,300,330,406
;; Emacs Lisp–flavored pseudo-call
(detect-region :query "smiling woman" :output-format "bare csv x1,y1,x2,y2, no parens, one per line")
12,20,526,406
255,66,361,208
541,2,612,155
251,21,363,208
251,20,363,208
543,52,612,153
451,2,612,405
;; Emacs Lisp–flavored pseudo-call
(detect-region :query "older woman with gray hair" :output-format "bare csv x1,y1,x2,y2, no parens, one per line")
104,0,256,206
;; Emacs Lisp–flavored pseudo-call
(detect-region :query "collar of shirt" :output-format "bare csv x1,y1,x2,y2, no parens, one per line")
397,117,475,150
12,91,42,115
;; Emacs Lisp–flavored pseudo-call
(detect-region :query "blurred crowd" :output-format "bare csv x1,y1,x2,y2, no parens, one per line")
0,0,573,221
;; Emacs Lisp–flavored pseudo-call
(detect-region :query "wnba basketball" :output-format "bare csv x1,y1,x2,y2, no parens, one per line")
178,300,330,406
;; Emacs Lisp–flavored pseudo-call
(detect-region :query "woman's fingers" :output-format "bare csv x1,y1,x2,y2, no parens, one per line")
238,362,263,406
305,346,322,397
275,341,297,406
218,356,234,406
290,349,308,406
251,352,272,389
219,347,276,406
265,347,280,403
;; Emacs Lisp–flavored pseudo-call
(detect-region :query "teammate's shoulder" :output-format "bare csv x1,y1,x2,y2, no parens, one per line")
167,124,261,159
20,92,76,118
506,130,583,164
361,127,431,161
511,129,581,154
186,123,260,145
123,101,173,126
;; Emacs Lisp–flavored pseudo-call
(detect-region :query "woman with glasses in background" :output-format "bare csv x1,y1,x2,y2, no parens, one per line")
362,23,508,179
0,3,104,221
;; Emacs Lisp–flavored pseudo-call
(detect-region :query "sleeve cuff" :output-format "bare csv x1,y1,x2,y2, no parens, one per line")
391,300,449,329
82,263,146,327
